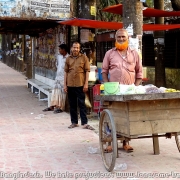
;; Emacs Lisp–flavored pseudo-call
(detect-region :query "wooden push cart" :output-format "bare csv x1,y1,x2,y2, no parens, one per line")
95,92,180,172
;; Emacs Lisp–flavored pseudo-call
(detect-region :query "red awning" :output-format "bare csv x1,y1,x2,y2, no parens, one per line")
60,18,122,30
102,4,180,17
60,18,180,31
143,24,180,31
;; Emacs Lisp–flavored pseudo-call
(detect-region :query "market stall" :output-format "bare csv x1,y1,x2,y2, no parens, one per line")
95,84,180,172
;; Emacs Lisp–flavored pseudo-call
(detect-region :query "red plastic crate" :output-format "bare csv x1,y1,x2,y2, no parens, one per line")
93,100,103,113
93,84,101,97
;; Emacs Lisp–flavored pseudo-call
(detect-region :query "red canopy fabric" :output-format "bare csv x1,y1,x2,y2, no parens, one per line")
102,4,180,17
60,18,123,30
60,18,180,31
143,24,180,31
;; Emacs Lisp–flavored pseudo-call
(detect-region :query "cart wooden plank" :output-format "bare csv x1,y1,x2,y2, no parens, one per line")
95,92,180,102
102,99,180,136
96,92,180,155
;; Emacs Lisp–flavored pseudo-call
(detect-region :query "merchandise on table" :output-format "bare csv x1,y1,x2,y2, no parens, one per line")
95,83,180,96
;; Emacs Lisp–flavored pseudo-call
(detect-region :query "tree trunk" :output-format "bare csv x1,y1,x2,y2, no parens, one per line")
154,0,166,87
122,0,143,52
123,0,143,36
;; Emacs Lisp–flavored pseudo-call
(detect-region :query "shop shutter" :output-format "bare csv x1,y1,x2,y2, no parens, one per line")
142,35,155,66
175,31,180,68
164,31,176,68
97,41,114,62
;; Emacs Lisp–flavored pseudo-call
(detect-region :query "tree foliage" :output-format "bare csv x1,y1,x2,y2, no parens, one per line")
146,0,153,7
96,0,122,21
96,0,154,22
96,0,176,24
147,0,174,10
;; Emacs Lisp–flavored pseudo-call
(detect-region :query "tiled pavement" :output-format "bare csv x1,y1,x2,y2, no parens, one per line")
0,61,180,180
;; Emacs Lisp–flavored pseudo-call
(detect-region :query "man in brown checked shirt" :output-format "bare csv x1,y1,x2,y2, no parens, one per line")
64,42,94,130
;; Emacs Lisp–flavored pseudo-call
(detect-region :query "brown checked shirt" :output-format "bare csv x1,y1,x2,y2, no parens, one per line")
64,53,90,87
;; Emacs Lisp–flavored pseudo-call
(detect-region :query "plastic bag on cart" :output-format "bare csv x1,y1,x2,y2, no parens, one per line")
134,85,146,94
118,84,135,95
144,84,164,93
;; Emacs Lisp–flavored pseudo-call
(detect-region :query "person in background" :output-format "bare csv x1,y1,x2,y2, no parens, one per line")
43,44,69,113
64,42,94,130
101,29,143,152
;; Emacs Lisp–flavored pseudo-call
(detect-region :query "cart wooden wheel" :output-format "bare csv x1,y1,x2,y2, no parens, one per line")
99,109,117,172
175,132,180,152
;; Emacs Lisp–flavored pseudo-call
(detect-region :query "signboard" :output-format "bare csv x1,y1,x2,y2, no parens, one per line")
0,0,16,17
109,33,114,39
31,0,70,19
30,0,50,17
80,29,90,43
144,31,153,34
90,6,96,16
129,37,139,51
126,24,133,36
158,38,164,45
0,0,70,19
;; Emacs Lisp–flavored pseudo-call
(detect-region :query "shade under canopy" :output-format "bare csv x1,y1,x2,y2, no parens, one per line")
60,18,180,31
102,4,180,17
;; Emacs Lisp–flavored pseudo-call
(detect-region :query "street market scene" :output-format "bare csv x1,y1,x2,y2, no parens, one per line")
1,0,180,179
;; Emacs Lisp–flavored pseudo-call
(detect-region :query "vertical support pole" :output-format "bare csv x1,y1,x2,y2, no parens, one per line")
153,134,160,155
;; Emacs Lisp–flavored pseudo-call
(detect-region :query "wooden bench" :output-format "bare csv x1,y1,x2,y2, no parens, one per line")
27,79,52,107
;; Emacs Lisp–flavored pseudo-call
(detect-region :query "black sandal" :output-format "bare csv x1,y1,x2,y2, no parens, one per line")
54,108,63,114
42,107,53,112
68,124,79,128
82,124,95,130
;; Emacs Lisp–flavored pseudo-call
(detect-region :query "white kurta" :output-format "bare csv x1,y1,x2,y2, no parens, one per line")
50,53,69,110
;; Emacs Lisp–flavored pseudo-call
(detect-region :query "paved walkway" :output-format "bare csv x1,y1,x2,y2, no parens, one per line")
0,61,180,180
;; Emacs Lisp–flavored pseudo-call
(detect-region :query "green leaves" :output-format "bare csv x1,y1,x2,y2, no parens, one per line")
96,0,122,21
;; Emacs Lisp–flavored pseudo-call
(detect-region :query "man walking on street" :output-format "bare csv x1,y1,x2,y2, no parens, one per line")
64,42,94,130
102,29,143,151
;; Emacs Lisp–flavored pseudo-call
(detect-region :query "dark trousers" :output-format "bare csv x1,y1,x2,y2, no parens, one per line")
67,86,88,125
